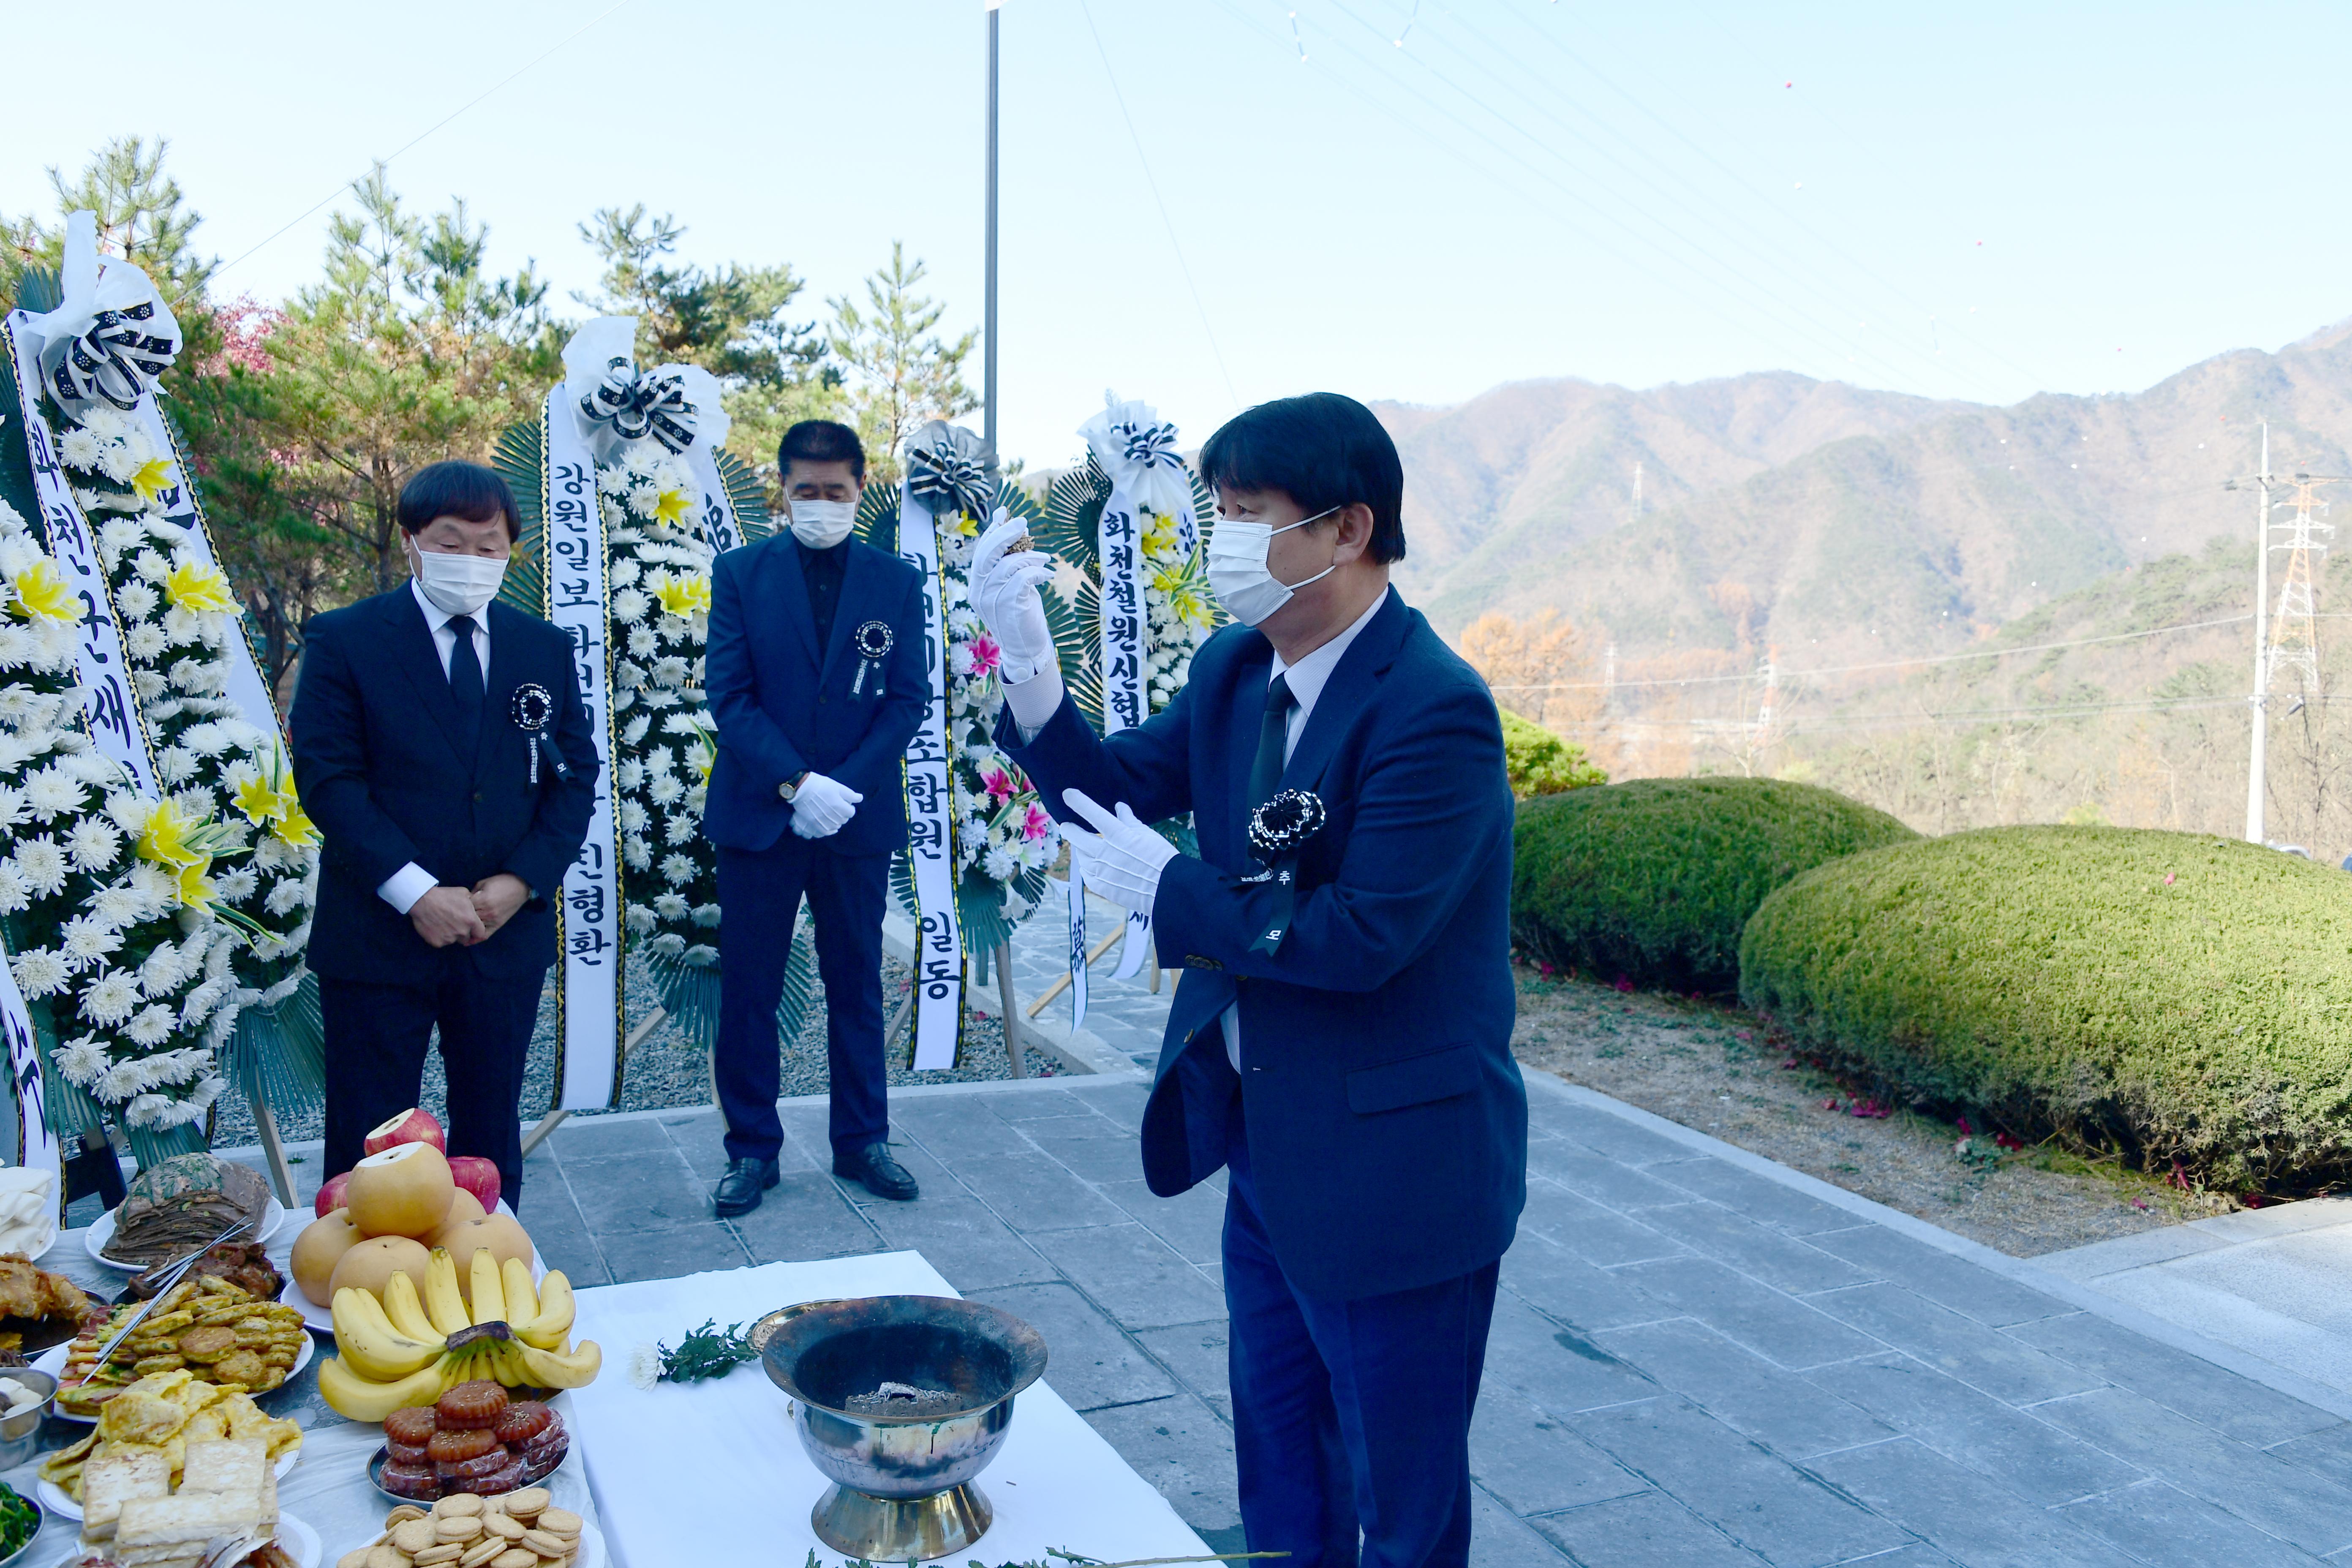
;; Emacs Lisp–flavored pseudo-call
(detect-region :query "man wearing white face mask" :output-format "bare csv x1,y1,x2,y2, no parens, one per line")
969,394,1525,1568
292,461,601,1206
703,420,929,1215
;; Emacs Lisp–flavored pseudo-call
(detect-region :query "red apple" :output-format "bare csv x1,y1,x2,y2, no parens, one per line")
363,1108,446,1158
313,1170,352,1219
446,1155,502,1214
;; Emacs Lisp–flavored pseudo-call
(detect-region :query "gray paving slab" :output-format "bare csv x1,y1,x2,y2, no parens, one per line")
1810,1353,2143,1508
1528,1490,1768,1567
944,1148,1135,1233
1499,1232,1677,1334
2004,1309,2344,1447
1537,1102,1702,1167
1527,1142,1707,1209
1615,1256,1886,1371
1630,1201,1875,1295
2032,1222,2232,1280
1635,1154,1857,1235
2265,1419,2352,1482
1026,1222,1228,1331
968,1281,1180,1412
1568,1396,1911,1567
1516,1176,1690,1266
1133,1322,1232,1407
593,1216,752,1283
1467,1487,1577,1566
1468,1386,1652,1515
726,1169,882,1263
1804,1224,2074,1328
1484,1289,1664,1416
2056,1478,2324,1568
1804,1437,2142,1568
1078,1394,1243,1552
1808,1283,2105,1405
1592,1318,1895,1460
1098,1176,1227,1265
857,1192,1062,1292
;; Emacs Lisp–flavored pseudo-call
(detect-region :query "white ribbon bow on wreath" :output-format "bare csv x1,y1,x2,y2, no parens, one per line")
906,423,1001,522
564,317,730,467
1080,395,1196,552
27,211,183,419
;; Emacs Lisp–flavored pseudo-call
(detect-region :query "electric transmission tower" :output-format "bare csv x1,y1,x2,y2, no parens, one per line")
1631,461,1645,517
2265,471,2337,696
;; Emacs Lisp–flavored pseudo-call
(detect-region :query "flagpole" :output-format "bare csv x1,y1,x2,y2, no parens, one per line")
983,0,1002,458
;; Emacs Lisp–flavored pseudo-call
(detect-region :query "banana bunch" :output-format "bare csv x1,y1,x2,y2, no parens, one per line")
319,1247,602,1422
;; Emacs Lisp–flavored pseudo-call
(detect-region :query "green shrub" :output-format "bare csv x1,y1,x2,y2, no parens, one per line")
1512,777,1916,993
1738,825,2352,1190
1501,710,1606,799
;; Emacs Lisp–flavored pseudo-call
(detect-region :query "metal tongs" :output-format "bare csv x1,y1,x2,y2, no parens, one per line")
91,1217,255,1368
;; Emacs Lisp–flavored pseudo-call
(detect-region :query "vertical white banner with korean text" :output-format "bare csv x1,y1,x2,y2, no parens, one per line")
541,391,625,1108
2,316,159,795
0,957,59,1210
898,479,964,1070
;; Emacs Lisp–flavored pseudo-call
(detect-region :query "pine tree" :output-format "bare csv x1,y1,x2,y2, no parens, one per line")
828,242,977,483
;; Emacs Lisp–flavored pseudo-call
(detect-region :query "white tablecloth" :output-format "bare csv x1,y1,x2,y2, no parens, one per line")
568,1252,1211,1568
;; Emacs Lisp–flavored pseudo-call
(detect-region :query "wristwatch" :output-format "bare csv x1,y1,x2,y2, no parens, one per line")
779,771,810,802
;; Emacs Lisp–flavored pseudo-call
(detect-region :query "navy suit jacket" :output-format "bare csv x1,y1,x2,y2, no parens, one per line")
702,534,928,857
289,588,601,986
1000,588,1527,1300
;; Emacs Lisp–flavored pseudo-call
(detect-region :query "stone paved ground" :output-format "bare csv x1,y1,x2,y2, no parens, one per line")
507,1070,2352,1567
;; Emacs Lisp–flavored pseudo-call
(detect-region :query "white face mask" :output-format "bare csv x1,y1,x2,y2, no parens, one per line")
790,498,857,549
406,539,508,618
1207,506,1340,628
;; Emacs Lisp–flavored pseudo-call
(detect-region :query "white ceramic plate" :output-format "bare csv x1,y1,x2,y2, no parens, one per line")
88,1198,287,1270
278,1511,322,1568
38,1449,300,1520
33,1333,314,1423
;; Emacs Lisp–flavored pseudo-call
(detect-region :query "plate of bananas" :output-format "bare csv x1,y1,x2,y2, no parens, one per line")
317,1247,600,1424
37,1276,312,1421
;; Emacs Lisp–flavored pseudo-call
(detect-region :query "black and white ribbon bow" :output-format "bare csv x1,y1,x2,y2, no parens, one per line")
579,357,698,456
47,299,180,413
1119,419,1184,473
905,421,1000,521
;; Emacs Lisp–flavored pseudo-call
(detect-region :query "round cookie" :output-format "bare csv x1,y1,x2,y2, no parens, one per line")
434,1495,486,1518
535,1508,580,1538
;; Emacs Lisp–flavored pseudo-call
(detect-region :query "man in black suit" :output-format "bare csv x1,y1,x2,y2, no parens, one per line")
703,420,928,1215
290,461,599,1206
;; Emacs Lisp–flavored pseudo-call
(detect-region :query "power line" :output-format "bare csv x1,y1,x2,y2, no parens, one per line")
1074,0,1240,409
1486,611,2256,692
194,0,637,298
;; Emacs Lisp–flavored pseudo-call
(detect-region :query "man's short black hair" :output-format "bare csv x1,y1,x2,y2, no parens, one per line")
1198,392,1405,564
778,419,866,485
398,460,520,541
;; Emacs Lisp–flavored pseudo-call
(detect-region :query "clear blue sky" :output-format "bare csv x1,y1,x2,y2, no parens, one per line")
8,1,2347,469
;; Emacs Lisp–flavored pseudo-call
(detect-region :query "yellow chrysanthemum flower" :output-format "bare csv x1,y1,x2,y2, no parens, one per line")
655,574,712,618
231,773,282,826
163,560,237,616
270,803,321,848
129,457,176,507
652,487,692,526
11,561,82,624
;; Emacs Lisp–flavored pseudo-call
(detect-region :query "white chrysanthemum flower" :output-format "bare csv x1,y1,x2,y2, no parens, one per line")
11,837,67,896
623,836,652,871
0,735,37,775
66,818,120,873
52,1036,107,1086
609,556,641,587
663,814,697,846
627,1344,662,1391
59,428,103,470
615,760,645,792
686,782,707,814
627,626,658,659
125,1005,176,1047
0,688,34,726
648,773,685,806
652,656,689,688
264,878,309,915
614,661,644,691
983,847,1016,880
617,800,648,833
621,713,652,746
181,722,232,755
653,892,689,920
11,950,67,997
81,971,141,1026
0,864,28,916
215,868,259,901
0,788,26,832
156,746,198,785
647,931,686,958
624,903,657,935
139,940,189,997
613,588,651,623
60,915,123,969
126,861,176,913
691,903,721,928
122,1092,170,1125
626,482,661,518
642,689,678,710
659,852,694,886
683,943,718,966
23,767,85,821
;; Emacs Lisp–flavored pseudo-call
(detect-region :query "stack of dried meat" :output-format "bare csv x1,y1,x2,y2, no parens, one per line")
107,1157,271,1268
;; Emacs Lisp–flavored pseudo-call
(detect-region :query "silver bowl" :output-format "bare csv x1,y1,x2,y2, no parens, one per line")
0,1370,55,1473
755,1296,1048,1562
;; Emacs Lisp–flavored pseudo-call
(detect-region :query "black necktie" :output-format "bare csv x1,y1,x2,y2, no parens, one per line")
1247,673,1296,821
447,614,484,746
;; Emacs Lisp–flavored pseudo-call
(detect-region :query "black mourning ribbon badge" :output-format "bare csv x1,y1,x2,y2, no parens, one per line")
851,620,893,697
1245,788,1326,956
511,683,566,786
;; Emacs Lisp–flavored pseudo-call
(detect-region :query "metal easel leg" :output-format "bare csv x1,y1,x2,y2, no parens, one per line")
992,942,1026,1079
525,1006,669,1157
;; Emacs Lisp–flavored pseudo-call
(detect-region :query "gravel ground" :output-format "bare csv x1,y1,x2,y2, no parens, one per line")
1511,961,2236,1258
208,953,1064,1154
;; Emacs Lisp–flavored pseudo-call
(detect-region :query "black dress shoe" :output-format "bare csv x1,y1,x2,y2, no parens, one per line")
834,1143,920,1202
712,1156,781,1217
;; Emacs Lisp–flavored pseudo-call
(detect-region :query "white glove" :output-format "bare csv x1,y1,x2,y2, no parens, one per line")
1060,789,1178,915
971,509,1059,685
787,771,863,838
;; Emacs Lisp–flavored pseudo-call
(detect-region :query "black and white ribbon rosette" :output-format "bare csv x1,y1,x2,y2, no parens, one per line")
1244,788,1327,956
30,216,185,419
578,357,698,460
511,682,567,786
850,619,894,697
905,423,1000,522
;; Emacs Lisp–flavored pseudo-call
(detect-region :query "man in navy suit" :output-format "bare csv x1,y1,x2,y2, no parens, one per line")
291,461,600,1206
972,394,1526,1568
703,420,929,1215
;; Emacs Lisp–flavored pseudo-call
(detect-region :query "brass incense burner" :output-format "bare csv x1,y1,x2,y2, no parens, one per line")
753,1295,1049,1561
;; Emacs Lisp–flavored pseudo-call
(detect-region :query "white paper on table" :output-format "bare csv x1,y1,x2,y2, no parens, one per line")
567,1252,1211,1568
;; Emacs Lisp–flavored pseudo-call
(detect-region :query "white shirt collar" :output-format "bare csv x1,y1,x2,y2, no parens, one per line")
410,578,489,635
1269,585,1390,718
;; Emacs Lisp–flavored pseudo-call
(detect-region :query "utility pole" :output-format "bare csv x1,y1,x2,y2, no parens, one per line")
982,0,1002,457
2230,426,2273,843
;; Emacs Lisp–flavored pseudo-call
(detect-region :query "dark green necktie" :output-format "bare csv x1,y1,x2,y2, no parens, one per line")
448,614,485,748
1247,673,1296,823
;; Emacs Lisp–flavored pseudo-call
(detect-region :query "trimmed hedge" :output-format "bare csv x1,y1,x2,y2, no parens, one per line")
1739,826,2352,1190
1501,710,1606,799
1512,777,1916,993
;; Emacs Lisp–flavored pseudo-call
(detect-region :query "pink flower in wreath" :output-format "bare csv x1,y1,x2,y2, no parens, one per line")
982,767,1016,806
969,634,1002,676
1021,803,1053,841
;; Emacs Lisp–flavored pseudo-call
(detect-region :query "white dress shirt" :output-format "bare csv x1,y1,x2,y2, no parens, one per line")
376,582,493,916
